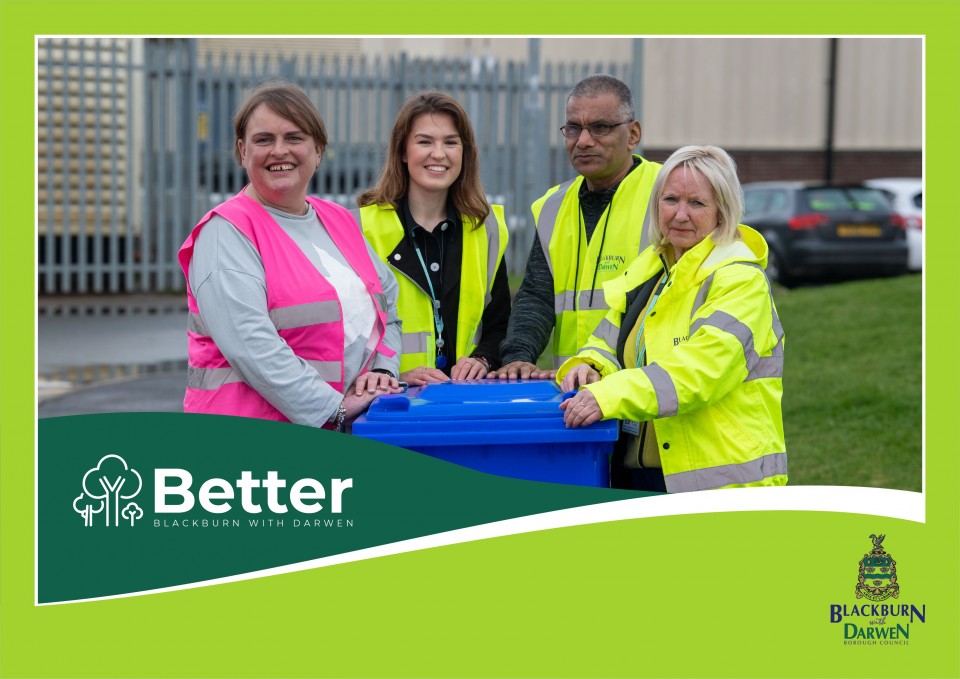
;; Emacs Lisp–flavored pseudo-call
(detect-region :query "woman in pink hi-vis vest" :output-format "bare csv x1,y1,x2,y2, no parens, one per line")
179,80,403,432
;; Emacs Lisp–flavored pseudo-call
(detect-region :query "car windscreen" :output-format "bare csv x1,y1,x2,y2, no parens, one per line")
801,187,893,212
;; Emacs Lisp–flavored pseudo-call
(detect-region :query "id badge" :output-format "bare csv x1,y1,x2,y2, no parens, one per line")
622,420,641,436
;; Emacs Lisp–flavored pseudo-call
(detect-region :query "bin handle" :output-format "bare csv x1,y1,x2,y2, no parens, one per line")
370,394,411,412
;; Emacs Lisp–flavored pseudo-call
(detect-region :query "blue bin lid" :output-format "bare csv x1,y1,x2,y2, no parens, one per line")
354,379,618,444
364,379,578,421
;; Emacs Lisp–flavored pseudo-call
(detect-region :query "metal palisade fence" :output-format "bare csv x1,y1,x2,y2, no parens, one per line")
37,37,633,294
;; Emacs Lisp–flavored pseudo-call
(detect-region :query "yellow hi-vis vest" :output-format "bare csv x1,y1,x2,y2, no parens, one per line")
557,225,787,492
532,155,661,368
355,204,508,373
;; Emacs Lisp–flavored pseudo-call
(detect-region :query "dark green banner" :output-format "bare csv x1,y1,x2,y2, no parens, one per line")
39,413,642,603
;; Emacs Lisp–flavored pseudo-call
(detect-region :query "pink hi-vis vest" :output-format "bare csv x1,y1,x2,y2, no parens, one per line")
178,191,396,424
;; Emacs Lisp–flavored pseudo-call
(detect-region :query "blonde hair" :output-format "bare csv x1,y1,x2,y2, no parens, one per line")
647,145,744,250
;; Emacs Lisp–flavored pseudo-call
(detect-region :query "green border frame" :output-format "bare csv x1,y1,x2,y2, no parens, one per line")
4,2,958,677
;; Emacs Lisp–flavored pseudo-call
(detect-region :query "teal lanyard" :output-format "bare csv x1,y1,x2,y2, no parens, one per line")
633,272,668,368
412,241,446,368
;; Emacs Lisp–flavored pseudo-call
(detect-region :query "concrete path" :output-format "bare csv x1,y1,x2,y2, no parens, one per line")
38,295,189,417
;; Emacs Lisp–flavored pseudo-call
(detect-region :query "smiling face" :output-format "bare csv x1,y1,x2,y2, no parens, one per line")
658,165,721,258
564,93,641,191
403,113,463,200
237,103,321,214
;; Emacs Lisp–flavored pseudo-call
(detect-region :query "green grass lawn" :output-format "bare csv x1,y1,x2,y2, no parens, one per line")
774,274,922,491
510,273,923,491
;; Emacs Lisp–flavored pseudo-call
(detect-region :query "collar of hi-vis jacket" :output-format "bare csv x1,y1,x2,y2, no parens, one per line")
602,224,767,314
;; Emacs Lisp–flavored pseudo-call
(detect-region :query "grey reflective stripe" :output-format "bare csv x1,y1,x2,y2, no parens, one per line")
665,452,788,492
537,179,577,278
472,322,483,347
645,363,679,417
555,290,576,314
269,300,341,330
578,288,609,311
593,318,620,348
554,288,609,314
373,292,387,311
402,331,430,354
187,360,342,390
589,346,622,371
689,263,784,381
636,199,654,253
691,310,784,380
348,207,363,229
552,354,574,369
691,273,715,323
186,365,244,390
306,360,342,383
484,211,500,293
187,312,209,336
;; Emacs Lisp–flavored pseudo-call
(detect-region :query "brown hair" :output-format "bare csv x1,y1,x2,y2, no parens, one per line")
232,79,328,165
357,91,489,227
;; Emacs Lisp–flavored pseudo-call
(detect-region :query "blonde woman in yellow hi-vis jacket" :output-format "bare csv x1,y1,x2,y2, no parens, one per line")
558,146,786,492
355,92,510,386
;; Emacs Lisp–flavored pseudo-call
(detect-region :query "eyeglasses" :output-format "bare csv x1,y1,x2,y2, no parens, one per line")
560,120,633,139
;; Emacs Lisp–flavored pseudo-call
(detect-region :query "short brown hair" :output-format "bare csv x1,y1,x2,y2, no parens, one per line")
357,91,489,227
232,79,328,165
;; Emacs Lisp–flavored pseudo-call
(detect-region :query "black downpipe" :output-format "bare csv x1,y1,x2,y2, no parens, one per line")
824,38,838,185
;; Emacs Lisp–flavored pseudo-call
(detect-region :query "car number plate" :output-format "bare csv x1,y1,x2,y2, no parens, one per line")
837,224,881,237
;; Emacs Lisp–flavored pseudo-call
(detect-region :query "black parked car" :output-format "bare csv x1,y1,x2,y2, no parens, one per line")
742,182,909,286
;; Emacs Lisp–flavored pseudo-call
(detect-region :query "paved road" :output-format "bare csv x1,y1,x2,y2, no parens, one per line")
38,296,189,417
38,372,186,418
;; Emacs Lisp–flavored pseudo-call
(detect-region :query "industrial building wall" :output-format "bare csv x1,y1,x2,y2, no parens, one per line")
642,37,921,151
199,35,922,153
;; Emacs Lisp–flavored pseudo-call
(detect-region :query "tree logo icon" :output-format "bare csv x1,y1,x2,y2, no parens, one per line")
73,454,144,527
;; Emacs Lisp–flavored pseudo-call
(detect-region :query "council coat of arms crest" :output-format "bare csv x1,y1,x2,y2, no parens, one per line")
855,533,899,601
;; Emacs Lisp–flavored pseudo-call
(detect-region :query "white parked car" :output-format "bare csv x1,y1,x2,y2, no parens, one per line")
863,178,923,271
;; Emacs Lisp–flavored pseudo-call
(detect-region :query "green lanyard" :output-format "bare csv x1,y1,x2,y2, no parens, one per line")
633,272,669,368
412,241,447,369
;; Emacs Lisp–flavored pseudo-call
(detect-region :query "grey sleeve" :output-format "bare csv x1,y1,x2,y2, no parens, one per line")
367,240,402,377
189,217,342,427
499,230,556,365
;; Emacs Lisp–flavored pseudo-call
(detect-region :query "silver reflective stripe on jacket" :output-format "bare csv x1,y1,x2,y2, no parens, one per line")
552,354,574,370
402,331,430,354
587,318,624,369
690,266,784,381
484,211,501,307
690,309,784,381
665,451,788,492
190,301,341,339
536,179,578,278
348,207,363,229
588,346,621,371
186,360,341,390
554,288,609,315
593,318,620,349
269,300,341,330
644,363,679,417
186,365,244,390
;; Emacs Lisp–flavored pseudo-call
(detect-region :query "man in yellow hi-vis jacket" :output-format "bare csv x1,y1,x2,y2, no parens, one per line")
559,146,787,492
491,74,662,379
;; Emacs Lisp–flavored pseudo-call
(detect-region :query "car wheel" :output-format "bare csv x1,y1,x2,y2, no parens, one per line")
766,248,792,287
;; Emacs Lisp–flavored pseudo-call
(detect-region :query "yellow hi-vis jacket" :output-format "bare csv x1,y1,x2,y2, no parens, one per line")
557,225,787,492
356,203,508,373
532,155,661,368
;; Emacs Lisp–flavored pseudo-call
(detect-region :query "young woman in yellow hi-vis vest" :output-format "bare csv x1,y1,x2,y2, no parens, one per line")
355,91,511,386
558,146,787,493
